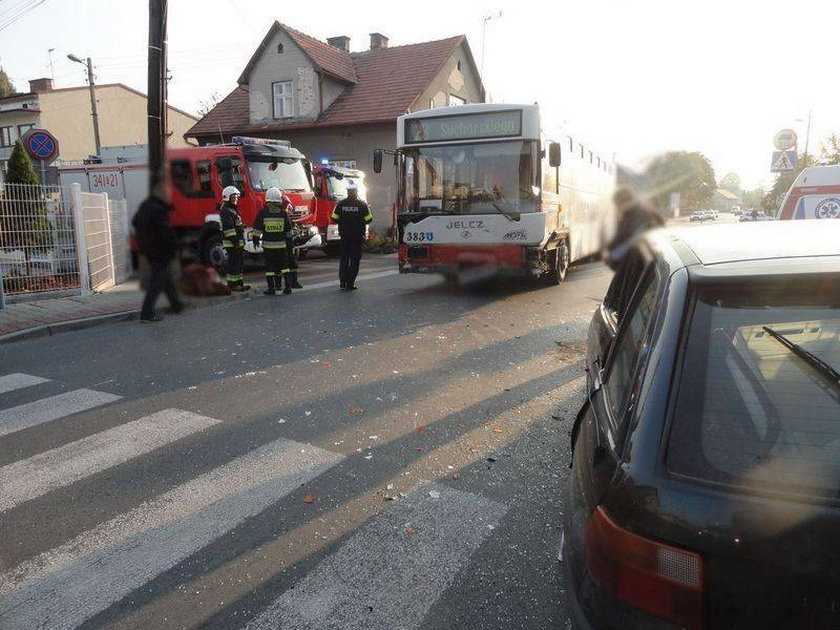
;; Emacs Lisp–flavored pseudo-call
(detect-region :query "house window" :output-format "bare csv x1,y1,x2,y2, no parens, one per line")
273,81,294,119
277,43,284,54
18,124,34,138
0,127,12,147
448,94,466,106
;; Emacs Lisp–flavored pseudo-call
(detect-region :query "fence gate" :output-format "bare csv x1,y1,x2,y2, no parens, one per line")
0,183,81,300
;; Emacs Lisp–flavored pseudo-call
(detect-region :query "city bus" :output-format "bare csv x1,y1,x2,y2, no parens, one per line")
375,103,616,283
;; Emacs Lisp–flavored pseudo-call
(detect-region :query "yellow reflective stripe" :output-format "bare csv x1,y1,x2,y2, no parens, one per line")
364,211,373,221
222,240,233,247
262,242,287,249
223,229,237,236
281,269,291,274
265,271,275,277
331,211,340,220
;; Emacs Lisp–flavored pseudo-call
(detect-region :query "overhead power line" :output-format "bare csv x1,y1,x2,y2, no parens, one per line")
0,0,50,33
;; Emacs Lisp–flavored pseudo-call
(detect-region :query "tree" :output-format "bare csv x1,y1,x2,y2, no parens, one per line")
644,151,717,211
0,140,53,283
741,187,766,210
819,133,840,165
719,172,742,194
196,91,223,118
0,66,14,98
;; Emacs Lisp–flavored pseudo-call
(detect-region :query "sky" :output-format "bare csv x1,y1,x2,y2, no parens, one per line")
1,0,838,189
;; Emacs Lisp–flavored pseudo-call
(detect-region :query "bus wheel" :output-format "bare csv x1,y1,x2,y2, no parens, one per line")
555,240,571,283
202,233,228,275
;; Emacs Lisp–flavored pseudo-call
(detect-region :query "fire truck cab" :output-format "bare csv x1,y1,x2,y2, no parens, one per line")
311,164,368,256
168,136,320,270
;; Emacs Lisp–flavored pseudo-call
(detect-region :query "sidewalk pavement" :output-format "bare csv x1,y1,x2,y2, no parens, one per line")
0,281,243,344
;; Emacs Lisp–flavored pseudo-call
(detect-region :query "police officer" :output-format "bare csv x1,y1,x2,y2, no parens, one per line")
332,182,372,290
252,187,294,295
220,185,250,291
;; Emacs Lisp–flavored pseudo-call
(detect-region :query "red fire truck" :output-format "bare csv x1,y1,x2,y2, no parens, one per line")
169,137,321,270
310,164,368,257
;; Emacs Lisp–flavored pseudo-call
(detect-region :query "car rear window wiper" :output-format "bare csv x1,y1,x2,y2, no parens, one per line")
763,326,840,392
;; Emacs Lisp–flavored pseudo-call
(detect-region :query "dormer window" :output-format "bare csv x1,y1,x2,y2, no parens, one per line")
273,81,293,118
277,43,284,54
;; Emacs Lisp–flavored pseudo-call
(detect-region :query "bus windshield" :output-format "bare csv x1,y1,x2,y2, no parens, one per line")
247,158,311,192
402,140,539,214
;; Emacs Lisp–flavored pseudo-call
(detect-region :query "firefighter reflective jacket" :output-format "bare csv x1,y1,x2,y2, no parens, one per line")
332,197,373,239
220,203,245,249
253,203,293,249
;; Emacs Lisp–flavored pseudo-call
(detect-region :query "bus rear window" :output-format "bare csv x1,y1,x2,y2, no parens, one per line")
667,284,840,500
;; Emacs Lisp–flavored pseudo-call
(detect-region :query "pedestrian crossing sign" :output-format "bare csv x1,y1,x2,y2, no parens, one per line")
771,150,797,173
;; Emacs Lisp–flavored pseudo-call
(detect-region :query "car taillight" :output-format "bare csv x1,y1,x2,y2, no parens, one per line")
585,506,703,629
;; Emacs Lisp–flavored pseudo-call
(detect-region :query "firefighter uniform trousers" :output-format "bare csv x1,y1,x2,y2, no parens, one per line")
253,204,293,294
220,203,246,289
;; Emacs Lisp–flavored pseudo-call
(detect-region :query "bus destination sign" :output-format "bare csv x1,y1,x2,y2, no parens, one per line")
405,110,522,144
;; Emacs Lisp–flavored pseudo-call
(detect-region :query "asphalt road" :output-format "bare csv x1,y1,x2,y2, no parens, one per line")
0,252,612,630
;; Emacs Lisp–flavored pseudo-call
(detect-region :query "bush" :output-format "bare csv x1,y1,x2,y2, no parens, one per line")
363,234,398,254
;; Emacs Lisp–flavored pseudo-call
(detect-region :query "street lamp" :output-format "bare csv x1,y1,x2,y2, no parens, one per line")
480,10,502,80
67,53,101,157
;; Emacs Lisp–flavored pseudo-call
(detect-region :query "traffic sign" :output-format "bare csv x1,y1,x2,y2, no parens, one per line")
22,128,59,162
773,129,797,151
770,150,797,173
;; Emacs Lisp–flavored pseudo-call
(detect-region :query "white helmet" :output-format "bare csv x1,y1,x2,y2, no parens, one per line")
346,181,358,191
222,185,241,201
265,187,283,203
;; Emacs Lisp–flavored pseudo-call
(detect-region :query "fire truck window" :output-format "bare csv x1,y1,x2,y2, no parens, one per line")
170,160,194,194
196,160,212,193
216,157,246,192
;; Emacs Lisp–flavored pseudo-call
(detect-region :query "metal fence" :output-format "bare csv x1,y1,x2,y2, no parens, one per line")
0,182,131,304
0,183,81,297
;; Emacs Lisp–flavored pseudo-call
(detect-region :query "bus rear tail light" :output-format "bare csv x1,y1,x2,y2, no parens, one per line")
585,506,703,630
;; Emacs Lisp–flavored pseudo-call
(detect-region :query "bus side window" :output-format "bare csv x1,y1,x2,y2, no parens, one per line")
170,160,194,194
542,142,558,195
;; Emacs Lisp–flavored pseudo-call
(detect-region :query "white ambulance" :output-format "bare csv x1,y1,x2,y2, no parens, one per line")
777,164,840,220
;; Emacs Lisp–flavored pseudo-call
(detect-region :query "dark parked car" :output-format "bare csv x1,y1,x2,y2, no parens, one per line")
563,220,840,629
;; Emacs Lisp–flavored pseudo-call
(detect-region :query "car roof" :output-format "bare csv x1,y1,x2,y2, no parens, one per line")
666,221,840,267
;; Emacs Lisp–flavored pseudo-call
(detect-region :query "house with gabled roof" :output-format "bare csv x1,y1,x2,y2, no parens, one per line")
186,22,485,225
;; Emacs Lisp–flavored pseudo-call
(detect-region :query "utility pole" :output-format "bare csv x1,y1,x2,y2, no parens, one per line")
480,11,502,80
803,110,813,163
147,0,168,192
67,54,101,157
48,48,55,82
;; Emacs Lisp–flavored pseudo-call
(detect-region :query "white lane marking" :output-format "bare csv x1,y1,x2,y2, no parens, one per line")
0,389,123,438
0,409,221,513
245,482,507,630
0,439,342,630
0,373,49,395
302,269,398,291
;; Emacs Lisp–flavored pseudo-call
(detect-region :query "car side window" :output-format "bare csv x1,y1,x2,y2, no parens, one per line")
604,250,647,325
603,267,660,434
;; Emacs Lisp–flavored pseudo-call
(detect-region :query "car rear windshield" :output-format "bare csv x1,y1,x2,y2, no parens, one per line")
667,281,840,500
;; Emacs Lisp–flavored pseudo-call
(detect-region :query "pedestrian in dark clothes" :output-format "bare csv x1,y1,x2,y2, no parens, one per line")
602,188,665,270
132,181,185,323
331,182,373,290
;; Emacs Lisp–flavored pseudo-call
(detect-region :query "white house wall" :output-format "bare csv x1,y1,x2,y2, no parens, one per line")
248,30,321,124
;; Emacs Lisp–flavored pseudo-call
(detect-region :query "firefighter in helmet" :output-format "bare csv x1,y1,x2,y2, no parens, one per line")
220,185,250,291
252,187,294,295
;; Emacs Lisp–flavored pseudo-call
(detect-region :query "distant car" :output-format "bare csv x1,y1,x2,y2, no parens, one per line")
710,210,719,220
563,221,840,630
741,210,773,222
732,207,743,215
690,211,705,222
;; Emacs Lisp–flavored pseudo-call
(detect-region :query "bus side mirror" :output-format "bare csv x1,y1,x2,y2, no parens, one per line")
549,142,562,168
373,149,383,174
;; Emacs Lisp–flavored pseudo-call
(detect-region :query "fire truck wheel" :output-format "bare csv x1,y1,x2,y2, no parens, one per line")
202,233,228,274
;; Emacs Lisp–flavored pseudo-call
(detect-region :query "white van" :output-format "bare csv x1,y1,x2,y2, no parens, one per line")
777,164,840,220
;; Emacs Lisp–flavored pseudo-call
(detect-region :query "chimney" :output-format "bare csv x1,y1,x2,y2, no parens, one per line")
369,33,389,50
327,36,350,53
29,77,53,93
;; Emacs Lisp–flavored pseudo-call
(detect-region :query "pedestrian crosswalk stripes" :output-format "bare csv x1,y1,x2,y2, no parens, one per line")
0,438,343,630
0,373,50,395
0,409,221,513
245,483,508,630
0,388,123,437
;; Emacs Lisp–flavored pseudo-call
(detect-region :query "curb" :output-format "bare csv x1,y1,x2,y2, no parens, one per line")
0,291,252,346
